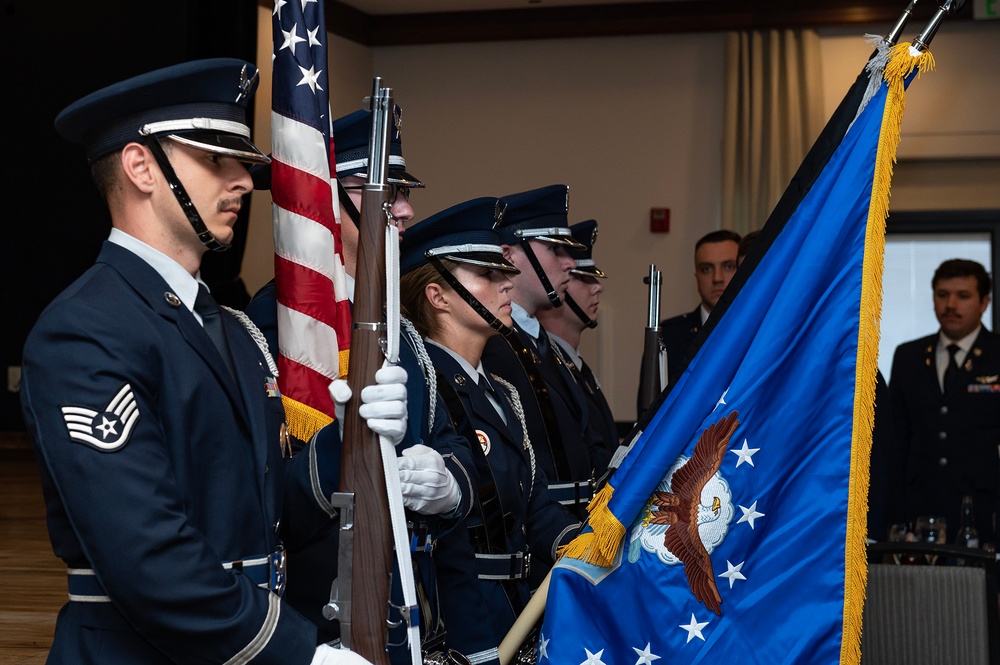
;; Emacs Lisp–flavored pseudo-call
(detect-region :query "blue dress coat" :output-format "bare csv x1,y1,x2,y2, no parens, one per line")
20,242,340,664
426,345,579,665
245,282,476,657
481,324,607,518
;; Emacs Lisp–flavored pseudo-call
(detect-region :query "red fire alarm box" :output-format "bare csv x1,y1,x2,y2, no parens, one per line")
650,208,670,233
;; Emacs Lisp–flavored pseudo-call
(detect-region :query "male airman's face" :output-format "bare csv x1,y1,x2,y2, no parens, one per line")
504,240,576,314
338,174,415,278
161,140,252,253
934,275,989,341
694,240,738,311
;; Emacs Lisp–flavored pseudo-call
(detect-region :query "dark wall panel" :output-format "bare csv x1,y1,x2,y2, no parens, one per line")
0,1,258,430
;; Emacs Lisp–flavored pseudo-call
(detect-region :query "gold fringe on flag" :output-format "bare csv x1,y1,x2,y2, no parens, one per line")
556,483,625,567
339,349,351,380
283,395,335,443
840,43,934,665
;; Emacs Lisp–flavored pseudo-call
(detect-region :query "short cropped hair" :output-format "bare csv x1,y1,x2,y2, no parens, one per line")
695,230,741,253
932,258,992,300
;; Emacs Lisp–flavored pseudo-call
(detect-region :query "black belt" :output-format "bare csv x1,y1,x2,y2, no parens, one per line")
475,551,531,581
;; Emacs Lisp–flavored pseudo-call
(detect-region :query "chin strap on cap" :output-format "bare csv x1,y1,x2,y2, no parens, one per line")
519,240,562,308
428,256,513,337
144,136,231,253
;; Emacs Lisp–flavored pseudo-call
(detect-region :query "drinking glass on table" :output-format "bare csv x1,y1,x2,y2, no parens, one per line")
915,515,947,564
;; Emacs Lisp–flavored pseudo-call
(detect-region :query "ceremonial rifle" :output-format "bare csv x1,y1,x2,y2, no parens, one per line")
337,78,395,665
636,264,663,418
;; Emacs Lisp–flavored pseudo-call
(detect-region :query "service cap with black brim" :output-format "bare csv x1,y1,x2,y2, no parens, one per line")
55,58,268,253
401,197,513,274
55,58,269,165
568,219,607,278
401,196,517,336
496,185,584,250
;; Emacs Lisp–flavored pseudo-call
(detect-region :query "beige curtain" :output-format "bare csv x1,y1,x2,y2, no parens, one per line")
721,30,825,235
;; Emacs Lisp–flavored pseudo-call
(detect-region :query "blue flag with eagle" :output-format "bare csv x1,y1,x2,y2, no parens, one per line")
539,43,934,665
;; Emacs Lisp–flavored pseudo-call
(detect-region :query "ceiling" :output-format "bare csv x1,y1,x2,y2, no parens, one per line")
309,0,975,46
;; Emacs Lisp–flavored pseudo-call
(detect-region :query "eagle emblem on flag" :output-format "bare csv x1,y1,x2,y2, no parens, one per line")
628,412,740,615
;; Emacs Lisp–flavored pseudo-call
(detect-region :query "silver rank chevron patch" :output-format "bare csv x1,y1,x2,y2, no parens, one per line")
61,383,141,452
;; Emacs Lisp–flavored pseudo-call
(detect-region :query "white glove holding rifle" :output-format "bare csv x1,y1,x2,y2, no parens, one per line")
329,364,408,446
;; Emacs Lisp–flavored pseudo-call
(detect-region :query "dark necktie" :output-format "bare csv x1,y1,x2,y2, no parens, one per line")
195,284,235,380
943,343,961,395
479,372,508,425
535,330,552,361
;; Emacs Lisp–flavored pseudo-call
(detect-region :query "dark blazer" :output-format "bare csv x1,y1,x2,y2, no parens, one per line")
20,242,340,664
482,323,604,517
660,306,703,385
427,345,578,664
244,281,476,654
888,328,1000,543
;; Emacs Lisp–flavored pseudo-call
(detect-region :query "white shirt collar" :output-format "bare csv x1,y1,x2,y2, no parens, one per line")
700,304,711,326
549,332,582,369
345,273,356,303
424,338,485,385
938,325,981,357
511,302,541,339
108,228,205,319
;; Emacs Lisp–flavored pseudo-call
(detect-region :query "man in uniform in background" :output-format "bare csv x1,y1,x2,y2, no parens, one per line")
660,229,741,384
888,258,1000,543
20,59,393,665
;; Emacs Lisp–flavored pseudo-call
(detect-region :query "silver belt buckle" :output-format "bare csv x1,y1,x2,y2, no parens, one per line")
269,548,287,596
522,551,531,579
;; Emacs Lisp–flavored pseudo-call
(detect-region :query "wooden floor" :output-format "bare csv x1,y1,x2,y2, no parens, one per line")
0,434,61,664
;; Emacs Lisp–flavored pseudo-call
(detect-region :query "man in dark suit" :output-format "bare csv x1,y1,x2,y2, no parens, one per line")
660,230,740,385
20,59,397,665
888,258,1000,544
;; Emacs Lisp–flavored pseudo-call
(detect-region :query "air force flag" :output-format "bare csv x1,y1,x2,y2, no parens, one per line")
540,43,934,665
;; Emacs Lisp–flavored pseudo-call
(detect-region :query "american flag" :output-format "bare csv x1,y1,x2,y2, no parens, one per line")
269,0,352,440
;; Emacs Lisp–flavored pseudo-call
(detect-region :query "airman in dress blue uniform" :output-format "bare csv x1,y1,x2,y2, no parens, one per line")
536,219,619,453
480,185,609,520
245,107,476,659
399,197,580,665
21,59,396,665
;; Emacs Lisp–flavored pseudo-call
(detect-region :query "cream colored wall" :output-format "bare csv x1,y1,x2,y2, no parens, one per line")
243,16,1000,423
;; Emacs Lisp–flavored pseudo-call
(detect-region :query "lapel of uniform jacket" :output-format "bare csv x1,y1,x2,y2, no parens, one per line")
919,334,942,399
223,312,271,474
99,243,252,429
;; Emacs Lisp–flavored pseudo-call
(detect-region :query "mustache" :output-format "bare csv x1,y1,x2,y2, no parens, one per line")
217,197,243,213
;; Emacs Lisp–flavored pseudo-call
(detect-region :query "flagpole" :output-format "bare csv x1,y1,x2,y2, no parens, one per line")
498,571,551,665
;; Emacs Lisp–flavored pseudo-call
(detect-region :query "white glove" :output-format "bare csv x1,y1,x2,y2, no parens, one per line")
360,364,408,446
397,444,462,516
329,379,352,438
311,644,375,665
328,364,408,446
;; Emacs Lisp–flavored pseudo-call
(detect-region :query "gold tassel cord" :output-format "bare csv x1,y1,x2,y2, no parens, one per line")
840,43,934,665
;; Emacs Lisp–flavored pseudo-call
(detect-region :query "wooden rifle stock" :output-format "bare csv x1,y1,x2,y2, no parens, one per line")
636,265,662,417
339,80,394,664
